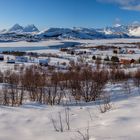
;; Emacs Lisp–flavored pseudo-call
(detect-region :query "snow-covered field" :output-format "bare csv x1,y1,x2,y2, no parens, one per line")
0,39,140,140
0,84,139,140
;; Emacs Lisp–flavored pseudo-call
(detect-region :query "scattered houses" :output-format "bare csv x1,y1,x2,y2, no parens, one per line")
120,59,136,65
128,50,135,54
113,48,135,54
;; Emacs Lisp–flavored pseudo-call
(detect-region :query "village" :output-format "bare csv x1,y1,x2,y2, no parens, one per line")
0,42,139,74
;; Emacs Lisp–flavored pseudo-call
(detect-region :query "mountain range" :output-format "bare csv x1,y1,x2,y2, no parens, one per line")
1,24,39,34
1,23,140,42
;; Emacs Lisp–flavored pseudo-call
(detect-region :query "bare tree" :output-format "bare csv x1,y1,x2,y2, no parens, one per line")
134,69,140,94
77,123,90,140
65,107,70,130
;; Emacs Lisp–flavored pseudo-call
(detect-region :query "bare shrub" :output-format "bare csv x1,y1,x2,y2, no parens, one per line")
133,69,140,93
123,81,131,95
65,107,70,130
110,68,130,83
99,92,112,113
50,116,59,132
59,112,63,132
77,123,90,140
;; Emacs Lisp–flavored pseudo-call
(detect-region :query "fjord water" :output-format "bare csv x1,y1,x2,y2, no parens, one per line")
0,42,80,52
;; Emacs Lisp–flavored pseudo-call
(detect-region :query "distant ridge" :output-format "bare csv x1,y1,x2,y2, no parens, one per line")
1,23,140,42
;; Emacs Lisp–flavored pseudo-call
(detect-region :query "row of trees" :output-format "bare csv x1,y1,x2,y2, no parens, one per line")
0,63,139,106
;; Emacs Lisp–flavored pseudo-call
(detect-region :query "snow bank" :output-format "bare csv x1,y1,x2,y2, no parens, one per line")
0,84,140,140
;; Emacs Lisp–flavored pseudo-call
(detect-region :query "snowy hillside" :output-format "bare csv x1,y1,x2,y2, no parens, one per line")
102,24,140,37
37,27,106,39
23,24,39,33
129,26,140,37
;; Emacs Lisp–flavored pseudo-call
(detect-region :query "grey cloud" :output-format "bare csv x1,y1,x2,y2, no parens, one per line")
122,5,140,11
97,0,140,11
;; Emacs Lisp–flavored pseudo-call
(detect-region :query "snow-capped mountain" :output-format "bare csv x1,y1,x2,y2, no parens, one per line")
37,26,131,39
1,23,140,42
129,25,140,37
0,29,7,34
5,24,39,33
23,24,39,33
0,24,40,42
101,25,130,35
101,24,140,37
8,24,24,33
38,28,72,37
37,27,106,39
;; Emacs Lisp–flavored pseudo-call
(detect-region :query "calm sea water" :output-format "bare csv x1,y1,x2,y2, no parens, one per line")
0,42,81,52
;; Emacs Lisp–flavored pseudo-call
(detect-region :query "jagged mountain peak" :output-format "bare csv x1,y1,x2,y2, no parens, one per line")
8,24,23,32
7,24,39,33
23,24,39,33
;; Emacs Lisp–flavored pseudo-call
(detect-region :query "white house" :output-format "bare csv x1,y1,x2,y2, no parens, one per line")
38,59,49,66
7,59,15,64
16,56,28,62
